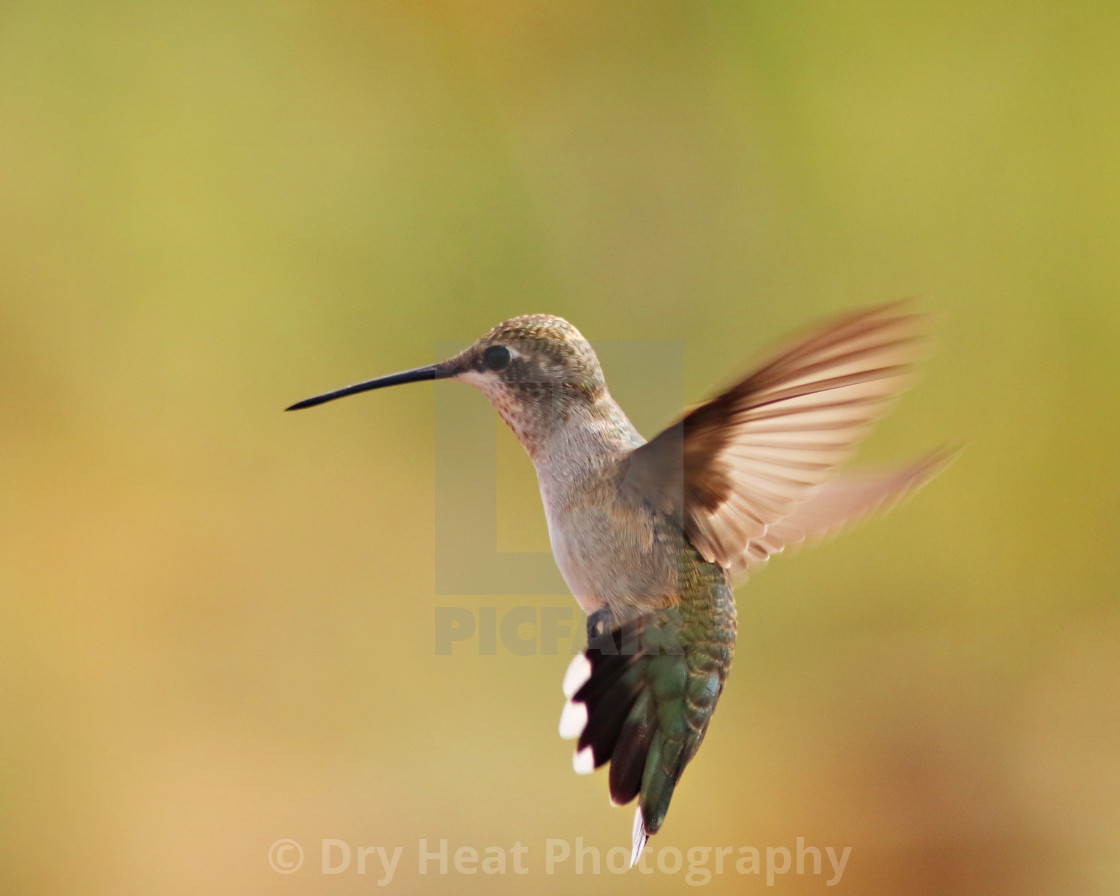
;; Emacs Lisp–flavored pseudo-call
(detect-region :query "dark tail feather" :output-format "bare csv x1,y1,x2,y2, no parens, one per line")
559,610,698,866
608,689,654,806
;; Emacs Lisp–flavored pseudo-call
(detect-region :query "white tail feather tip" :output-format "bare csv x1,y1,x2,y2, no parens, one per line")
630,806,649,867
562,654,592,698
558,700,588,740
573,746,595,775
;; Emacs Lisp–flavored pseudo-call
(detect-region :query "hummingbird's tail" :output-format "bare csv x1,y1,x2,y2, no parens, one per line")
559,596,735,866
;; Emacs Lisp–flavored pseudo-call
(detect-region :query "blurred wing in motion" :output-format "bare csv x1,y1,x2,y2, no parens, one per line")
726,448,957,581
623,302,935,569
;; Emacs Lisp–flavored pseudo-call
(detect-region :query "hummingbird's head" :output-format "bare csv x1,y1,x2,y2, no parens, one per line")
455,312,604,400
286,315,609,447
441,315,606,445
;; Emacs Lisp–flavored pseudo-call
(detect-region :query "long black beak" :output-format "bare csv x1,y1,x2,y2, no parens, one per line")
286,362,456,411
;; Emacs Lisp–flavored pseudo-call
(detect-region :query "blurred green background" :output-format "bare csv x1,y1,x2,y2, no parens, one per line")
2,2,1118,894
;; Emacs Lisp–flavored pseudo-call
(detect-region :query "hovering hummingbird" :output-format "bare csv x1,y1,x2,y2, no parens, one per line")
287,302,950,865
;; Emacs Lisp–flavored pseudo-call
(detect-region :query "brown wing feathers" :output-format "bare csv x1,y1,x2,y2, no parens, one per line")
625,302,931,570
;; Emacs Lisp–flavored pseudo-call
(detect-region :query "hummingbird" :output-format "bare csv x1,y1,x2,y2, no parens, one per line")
287,302,950,865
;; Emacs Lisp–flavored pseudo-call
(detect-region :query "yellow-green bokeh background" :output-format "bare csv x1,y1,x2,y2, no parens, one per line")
3,2,1118,894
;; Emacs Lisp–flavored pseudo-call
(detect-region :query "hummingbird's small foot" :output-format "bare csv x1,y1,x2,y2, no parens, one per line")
586,609,611,642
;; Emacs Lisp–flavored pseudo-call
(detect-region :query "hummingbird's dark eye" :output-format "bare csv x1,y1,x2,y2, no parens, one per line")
483,345,511,371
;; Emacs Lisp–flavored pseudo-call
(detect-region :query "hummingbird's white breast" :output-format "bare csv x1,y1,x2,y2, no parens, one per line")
531,413,681,620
